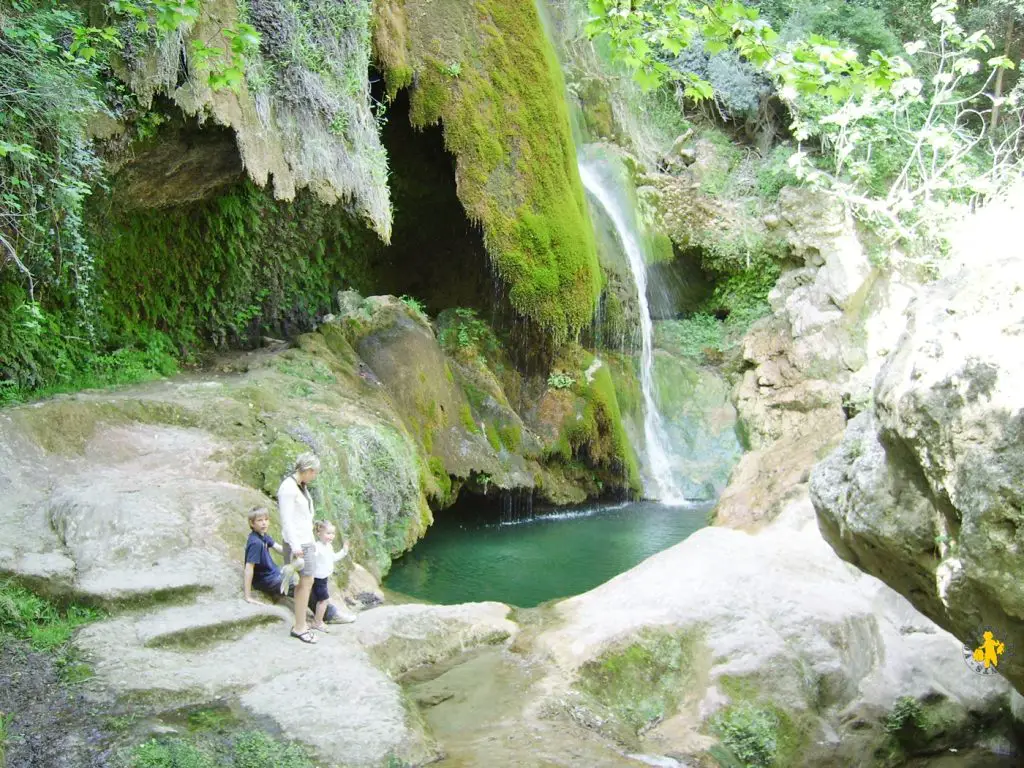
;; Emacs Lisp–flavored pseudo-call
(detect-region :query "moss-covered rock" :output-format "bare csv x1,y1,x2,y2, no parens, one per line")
373,0,602,342
530,347,641,498
115,0,392,235
573,627,705,745
335,294,538,503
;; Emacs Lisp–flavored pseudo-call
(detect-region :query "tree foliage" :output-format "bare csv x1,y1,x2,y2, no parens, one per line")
586,0,1024,252
0,0,260,399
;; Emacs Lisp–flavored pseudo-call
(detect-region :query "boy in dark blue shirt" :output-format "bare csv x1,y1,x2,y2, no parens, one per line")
243,507,285,601
242,507,346,622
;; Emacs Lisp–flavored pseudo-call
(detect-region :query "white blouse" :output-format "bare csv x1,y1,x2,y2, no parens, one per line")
277,475,314,550
313,541,349,579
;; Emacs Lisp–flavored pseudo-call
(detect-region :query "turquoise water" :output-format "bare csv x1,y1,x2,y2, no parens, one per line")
384,501,711,607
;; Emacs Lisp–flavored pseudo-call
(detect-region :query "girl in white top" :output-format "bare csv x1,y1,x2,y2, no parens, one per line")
277,452,320,644
309,520,356,631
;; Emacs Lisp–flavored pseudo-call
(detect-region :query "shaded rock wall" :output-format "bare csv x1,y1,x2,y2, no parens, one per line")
116,0,391,235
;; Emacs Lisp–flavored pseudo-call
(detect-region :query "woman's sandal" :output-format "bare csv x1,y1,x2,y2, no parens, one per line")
290,628,318,644
310,621,329,633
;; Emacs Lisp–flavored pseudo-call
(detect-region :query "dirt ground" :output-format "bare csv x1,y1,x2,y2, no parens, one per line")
0,640,115,768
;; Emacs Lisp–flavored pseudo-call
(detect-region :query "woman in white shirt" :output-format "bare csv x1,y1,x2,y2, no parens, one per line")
278,452,320,644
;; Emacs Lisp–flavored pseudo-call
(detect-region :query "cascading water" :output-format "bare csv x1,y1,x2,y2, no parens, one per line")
578,151,688,505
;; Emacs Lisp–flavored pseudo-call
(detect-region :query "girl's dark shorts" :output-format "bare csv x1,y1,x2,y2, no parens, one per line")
311,577,331,604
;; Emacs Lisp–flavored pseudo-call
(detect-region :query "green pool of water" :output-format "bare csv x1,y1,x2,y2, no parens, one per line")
384,500,711,607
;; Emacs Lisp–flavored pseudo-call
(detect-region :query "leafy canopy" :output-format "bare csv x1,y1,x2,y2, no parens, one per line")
586,0,1023,252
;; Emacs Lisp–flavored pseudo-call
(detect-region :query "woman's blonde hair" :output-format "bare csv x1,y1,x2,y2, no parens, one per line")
313,519,335,538
293,452,321,474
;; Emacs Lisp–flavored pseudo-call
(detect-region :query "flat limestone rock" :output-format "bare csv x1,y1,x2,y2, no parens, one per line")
45,424,263,603
241,652,440,767
77,599,514,766
536,491,1014,765
0,417,75,593
352,602,517,674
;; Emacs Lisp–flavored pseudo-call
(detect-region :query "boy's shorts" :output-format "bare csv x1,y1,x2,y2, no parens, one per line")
253,573,284,596
311,577,330,605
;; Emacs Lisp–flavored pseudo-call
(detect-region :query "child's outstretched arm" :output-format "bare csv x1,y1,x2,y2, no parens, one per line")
333,540,349,562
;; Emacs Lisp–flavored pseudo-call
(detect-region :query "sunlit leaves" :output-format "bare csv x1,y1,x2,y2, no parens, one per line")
585,0,1024,251
189,22,261,93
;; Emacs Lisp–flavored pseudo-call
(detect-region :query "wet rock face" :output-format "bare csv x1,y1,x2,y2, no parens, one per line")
812,253,1024,694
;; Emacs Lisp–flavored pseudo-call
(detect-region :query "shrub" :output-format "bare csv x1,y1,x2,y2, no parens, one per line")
655,314,724,360
883,696,924,734
755,145,801,200
547,371,576,390
398,295,428,320
711,703,780,768
670,41,770,121
438,308,500,361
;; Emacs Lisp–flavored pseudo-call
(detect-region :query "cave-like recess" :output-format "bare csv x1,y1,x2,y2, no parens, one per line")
91,82,510,351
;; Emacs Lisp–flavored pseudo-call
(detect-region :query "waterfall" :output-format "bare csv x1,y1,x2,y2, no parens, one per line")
578,152,688,505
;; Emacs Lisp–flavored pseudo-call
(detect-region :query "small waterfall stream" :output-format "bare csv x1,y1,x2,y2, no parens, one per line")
578,153,688,504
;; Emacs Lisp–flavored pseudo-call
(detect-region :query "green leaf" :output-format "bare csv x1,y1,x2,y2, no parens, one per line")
632,67,663,91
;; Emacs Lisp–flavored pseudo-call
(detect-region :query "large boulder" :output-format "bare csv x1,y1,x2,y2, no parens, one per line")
536,491,1020,766
812,251,1024,694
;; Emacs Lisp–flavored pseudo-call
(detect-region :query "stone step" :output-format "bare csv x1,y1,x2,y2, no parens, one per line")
133,598,289,650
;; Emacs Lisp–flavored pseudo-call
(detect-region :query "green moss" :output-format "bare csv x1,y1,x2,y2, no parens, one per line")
485,421,502,452
13,399,197,455
542,351,639,495
234,432,308,497
714,675,815,766
879,695,968,754
144,615,282,650
408,65,448,126
427,456,453,505
588,363,642,494
186,706,239,733
460,403,478,433
575,627,704,740
647,231,676,265
86,180,378,359
375,0,601,342
497,421,521,452
605,353,641,419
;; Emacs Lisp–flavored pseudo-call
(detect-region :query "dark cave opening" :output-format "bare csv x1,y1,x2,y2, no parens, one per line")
369,87,494,317
370,80,556,375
